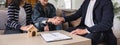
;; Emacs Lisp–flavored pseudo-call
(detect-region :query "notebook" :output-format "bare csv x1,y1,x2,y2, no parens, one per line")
41,32,72,42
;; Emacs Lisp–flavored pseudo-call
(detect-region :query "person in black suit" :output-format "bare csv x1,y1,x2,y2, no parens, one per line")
54,0,117,45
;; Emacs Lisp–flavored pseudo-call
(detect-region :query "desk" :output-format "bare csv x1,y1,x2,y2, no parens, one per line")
0,30,4,35
0,30,91,45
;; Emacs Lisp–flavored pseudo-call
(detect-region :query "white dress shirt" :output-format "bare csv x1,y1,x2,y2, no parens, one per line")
85,0,96,33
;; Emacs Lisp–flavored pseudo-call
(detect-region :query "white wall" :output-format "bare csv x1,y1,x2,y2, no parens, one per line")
113,0,120,3
48,0,65,9
49,0,84,9
113,0,120,6
71,0,84,9
112,0,120,31
113,0,120,14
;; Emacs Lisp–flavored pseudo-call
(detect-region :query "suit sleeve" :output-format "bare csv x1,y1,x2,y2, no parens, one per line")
64,7,82,22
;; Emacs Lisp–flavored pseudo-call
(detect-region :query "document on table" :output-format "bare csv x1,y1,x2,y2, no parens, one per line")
41,32,72,42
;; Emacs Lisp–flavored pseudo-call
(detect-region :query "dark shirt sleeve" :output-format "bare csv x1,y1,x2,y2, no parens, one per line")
49,4,56,17
32,3,56,24
25,4,33,25
32,7,48,24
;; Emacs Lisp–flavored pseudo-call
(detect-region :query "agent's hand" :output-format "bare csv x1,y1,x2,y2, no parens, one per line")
47,18,56,24
47,16,65,25
70,29,88,35
54,16,65,25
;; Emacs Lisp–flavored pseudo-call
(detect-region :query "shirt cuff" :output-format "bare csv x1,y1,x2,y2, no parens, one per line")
41,20,47,24
85,29,91,33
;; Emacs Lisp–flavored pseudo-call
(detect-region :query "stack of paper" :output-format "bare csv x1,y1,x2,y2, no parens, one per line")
41,32,72,42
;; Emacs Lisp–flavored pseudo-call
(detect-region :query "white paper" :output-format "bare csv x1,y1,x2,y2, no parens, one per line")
41,32,72,42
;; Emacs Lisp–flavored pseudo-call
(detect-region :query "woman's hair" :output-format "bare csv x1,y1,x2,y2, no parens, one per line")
9,0,22,7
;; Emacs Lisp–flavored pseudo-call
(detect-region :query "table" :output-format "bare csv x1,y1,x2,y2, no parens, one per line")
0,30,4,35
0,30,91,45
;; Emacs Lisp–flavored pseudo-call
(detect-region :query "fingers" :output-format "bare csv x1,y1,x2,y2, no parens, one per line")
53,16,64,25
20,26,29,31
47,18,54,22
70,30,77,35
44,25,49,32
20,25,34,31
55,16,65,22
53,19,62,25
70,29,88,35
48,16,64,25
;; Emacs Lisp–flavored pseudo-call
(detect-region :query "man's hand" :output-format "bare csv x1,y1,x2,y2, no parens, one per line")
47,18,57,25
70,29,88,35
47,16,65,25
47,18,55,23
53,16,65,25
44,25,49,32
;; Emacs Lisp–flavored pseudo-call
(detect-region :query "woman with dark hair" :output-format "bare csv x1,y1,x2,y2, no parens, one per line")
4,0,33,34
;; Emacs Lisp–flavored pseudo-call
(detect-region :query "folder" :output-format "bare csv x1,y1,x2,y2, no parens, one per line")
41,32,72,42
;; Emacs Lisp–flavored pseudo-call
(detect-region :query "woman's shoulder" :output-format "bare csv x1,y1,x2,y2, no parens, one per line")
47,3,55,7
8,4,18,9
34,2,43,9
24,3,32,7
47,3,55,9
34,2,42,7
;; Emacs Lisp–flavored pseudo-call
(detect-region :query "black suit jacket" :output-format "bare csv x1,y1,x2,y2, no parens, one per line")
64,0,114,33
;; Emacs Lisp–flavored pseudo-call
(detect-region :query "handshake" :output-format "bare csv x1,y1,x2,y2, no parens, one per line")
47,16,65,25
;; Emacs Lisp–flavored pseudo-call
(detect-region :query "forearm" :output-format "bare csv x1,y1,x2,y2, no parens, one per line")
64,9,81,22
7,20,22,30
